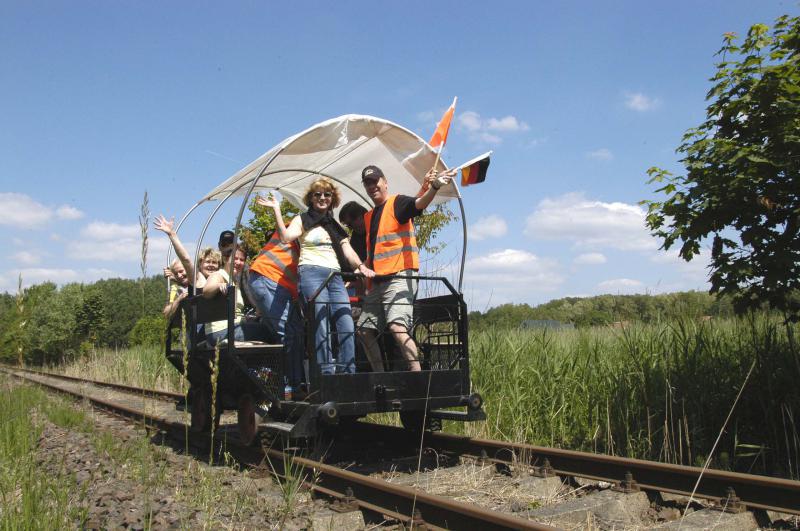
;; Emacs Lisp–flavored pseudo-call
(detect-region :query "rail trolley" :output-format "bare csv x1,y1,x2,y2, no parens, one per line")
164,115,485,444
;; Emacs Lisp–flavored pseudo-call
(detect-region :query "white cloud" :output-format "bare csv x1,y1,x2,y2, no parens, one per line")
0,193,53,228
11,251,42,266
574,252,607,265
0,193,85,228
65,222,170,262
81,221,140,240
587,148,613,161
524,192,657,251
468,215,508,241
462,248,566,308
56,205,84,220
624,92,660,112
457,110,530,145
478,132,502,144
458,111,483,132
597,278,645,293
416,110,435,123
486,116,529,132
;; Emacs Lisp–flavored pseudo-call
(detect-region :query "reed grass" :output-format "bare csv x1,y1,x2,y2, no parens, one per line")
462,314,800,478
59,344,182,393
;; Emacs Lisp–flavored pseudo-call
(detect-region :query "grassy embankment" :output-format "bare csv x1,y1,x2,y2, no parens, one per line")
53,314,800,478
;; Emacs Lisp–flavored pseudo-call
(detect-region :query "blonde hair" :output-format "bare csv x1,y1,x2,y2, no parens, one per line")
303,177,341,209
198,247,221,267
169,258,184,276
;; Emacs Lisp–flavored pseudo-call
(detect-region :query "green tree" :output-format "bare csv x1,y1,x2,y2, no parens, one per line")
642,15,800,316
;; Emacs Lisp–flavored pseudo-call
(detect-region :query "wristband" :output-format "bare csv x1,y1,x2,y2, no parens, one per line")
432,181,442,190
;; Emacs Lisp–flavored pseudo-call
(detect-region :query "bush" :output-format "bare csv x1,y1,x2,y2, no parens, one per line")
128,314,165,347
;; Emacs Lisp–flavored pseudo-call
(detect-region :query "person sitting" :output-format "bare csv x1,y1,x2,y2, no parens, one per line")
203,246,268,346
162,259,190,319
246,204,305,390
154,215,221,289
262,179,374,375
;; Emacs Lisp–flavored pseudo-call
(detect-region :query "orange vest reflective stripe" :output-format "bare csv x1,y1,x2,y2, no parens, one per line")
365,195,419,275
249,230,300,297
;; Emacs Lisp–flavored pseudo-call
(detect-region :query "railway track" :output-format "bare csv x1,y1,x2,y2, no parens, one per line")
3,366,799,529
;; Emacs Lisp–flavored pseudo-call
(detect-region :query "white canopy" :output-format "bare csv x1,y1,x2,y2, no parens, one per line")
200,114,457,212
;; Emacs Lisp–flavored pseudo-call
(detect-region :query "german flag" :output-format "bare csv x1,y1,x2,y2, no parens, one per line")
460,151,491,187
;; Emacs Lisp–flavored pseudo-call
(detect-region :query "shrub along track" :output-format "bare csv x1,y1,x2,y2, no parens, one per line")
3,366,799,529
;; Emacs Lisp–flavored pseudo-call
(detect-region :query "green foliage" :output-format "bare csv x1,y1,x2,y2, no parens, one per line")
240,195,301,257
414,202,458,254
642,15,800,317
465,315,800,477
469,290,733,330
129,314,166,347
0,276,167,363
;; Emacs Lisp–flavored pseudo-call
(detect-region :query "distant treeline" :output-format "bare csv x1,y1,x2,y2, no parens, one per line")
468,291,737,330
0,276,167,364
0,277,743,364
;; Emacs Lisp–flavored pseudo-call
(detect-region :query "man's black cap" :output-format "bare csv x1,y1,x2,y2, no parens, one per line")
361,165,384,181
218,230,235,247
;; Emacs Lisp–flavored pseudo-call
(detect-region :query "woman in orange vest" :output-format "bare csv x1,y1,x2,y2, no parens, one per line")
262,178,375,375
248,221,304,390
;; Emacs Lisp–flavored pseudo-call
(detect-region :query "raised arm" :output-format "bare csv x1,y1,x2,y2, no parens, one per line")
256,195,304,242
414,168,456,211
154,215,197,282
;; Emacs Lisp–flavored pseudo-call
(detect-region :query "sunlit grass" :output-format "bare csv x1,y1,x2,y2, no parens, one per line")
460,315,800,478
58,344,182,393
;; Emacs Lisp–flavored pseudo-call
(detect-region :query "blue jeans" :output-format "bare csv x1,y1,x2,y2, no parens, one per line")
298,265,354,375
206,321,268,346
249,271,305,387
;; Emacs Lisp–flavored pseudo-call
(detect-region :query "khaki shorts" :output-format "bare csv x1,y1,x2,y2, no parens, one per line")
357,270,417,331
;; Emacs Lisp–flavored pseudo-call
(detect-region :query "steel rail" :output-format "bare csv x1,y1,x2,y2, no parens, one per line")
2,368,554,530
3,365,183,400
357,423,800,516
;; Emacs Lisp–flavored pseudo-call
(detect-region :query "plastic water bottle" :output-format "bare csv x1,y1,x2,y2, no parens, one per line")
283,379,292,401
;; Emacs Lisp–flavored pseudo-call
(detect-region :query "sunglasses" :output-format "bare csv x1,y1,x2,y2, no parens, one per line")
312,191,333,199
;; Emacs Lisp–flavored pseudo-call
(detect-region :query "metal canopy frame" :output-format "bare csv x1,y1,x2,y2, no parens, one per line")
165,118,470,293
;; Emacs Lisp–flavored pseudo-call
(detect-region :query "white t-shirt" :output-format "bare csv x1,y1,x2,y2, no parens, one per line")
299,225,345,270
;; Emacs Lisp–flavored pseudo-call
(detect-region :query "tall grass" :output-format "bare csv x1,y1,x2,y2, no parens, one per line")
59,345,182,393
464,314,800,478
0,380,88,527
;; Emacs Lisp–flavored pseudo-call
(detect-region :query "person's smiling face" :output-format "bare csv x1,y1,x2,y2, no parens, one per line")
311,189,333,212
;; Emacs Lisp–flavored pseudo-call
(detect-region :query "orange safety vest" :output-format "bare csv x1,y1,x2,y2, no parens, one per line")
249,230,300,297
364,195,419,275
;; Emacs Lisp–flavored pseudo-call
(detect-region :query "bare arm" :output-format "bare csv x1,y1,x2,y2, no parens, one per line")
414,169,456,212
162,290,187,319
341,239,375,278
154,215,197,282
256,195,304,243
202,271,229,299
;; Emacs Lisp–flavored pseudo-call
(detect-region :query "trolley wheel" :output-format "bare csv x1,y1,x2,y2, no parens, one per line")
190,386,220,433
237,394,257,446
399,410,440,432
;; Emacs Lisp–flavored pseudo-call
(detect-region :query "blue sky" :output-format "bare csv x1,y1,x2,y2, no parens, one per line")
1,1,793,309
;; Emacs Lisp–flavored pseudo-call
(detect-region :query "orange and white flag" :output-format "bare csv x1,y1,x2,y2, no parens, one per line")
429,96,457,152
